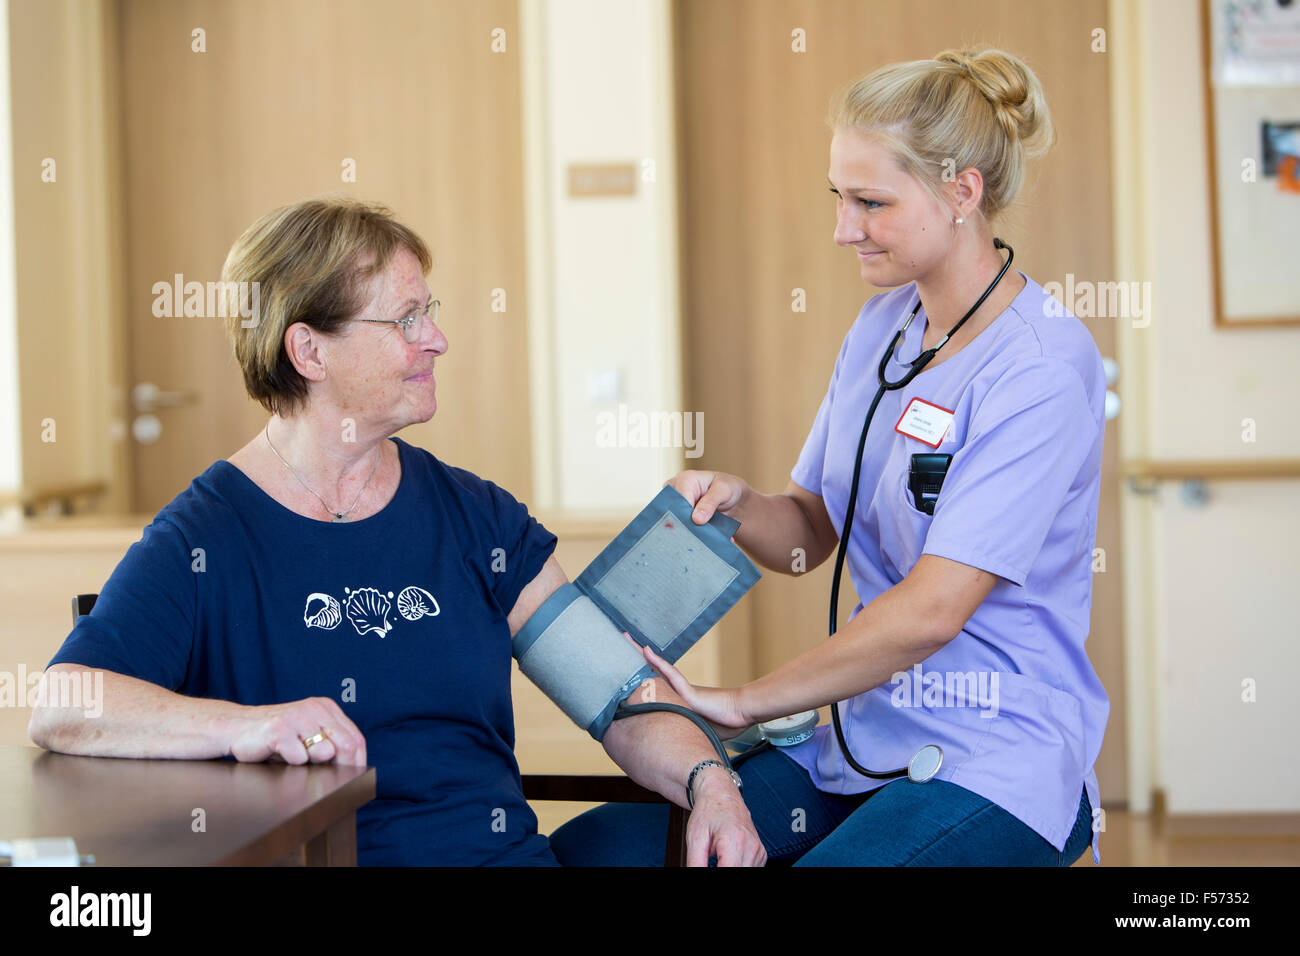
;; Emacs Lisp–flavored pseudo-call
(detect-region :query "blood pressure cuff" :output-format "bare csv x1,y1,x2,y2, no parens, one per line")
512,486,761,740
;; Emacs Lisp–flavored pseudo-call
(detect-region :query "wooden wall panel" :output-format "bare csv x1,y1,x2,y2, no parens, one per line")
9,0,129,512
119,0,532,511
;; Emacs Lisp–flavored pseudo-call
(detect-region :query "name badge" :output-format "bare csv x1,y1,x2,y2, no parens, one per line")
895,397,953,448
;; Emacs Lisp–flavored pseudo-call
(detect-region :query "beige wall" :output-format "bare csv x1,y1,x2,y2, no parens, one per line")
0,519,146,748
1115,0,1300,813
6,0,128,512
0,1,17,492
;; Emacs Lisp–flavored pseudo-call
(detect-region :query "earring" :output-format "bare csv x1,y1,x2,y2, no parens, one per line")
954,217,964,226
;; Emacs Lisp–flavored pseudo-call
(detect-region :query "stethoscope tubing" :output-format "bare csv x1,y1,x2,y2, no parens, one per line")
828,240,1014,781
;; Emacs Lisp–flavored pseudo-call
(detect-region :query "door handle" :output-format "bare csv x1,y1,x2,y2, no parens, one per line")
131,382,198,412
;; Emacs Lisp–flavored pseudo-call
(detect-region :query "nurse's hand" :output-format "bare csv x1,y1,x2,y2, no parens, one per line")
666,470,750,526
639,644,753,739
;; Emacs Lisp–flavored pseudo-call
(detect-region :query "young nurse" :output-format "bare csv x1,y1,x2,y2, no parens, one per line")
550,47,1108,866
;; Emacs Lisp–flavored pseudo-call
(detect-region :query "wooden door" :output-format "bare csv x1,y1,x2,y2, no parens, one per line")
118,0,531,511
674,0,1127,803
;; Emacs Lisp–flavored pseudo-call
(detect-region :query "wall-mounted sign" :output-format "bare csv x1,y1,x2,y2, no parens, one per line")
567,163,637,197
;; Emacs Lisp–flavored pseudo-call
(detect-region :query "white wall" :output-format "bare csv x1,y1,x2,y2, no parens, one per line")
522,0,683,514
1117,0,1300,813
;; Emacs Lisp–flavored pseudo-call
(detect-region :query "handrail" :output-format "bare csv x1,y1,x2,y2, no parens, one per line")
0,480,108,515
1124,459,1300,482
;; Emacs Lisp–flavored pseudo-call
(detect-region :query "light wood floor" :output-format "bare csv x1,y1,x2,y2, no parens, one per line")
1068,809,1300,866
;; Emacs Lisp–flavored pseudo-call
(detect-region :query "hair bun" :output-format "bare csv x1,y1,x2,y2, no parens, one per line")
828,45,1055,221
937,48,1054,158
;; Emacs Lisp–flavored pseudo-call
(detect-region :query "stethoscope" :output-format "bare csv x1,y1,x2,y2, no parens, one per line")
827,237,1014,784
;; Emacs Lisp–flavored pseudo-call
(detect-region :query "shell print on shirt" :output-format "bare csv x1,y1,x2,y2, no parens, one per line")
302,585,441,637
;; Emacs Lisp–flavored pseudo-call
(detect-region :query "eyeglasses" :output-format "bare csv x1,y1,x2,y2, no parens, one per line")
354,298,440,343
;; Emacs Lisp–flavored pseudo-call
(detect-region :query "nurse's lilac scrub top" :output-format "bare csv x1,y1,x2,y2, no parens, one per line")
787,272,1108,864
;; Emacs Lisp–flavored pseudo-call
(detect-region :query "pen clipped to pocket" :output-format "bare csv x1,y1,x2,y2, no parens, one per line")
908,453,952,515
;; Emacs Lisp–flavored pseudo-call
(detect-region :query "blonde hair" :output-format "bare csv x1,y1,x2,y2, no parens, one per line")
221,196,432,415
828,47,1055,222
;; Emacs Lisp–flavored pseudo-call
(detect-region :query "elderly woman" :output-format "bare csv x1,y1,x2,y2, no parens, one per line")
30,197,764,866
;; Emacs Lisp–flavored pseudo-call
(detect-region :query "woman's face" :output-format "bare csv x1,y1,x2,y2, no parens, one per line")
828,127,955,287
321,245,448,434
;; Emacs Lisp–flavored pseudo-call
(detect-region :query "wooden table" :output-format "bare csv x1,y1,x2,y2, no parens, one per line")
0,745,375,865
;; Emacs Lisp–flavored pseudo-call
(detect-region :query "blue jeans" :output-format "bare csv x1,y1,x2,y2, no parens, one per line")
549,746,1092,866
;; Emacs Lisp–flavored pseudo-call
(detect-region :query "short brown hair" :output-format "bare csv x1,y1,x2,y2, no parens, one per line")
221,196,433,415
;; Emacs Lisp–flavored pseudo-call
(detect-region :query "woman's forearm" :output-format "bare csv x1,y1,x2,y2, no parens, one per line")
28,664,245,759
736,576,954,723
601,677,728,808
729,486,836,575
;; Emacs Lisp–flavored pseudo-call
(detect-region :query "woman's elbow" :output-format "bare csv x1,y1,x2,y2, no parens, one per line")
27,665,101,752
28,701,63,751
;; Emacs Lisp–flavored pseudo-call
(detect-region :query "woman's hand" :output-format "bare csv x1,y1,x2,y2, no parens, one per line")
666,470,750,526
225,697,368,766
638,644,753,739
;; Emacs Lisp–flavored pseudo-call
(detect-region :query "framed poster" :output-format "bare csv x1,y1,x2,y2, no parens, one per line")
1201,0,1300,326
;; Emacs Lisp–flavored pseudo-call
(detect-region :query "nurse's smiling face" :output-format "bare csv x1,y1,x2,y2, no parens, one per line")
828,127,956,288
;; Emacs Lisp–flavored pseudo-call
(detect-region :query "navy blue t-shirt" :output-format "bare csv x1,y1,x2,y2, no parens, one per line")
49,436,558,866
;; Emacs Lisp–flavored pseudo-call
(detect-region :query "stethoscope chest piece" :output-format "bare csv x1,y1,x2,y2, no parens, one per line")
907,744,944,783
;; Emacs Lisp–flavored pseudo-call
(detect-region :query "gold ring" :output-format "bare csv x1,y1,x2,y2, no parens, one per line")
301,731,328,750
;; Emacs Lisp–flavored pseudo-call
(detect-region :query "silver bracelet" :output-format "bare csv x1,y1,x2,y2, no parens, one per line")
686,758,742,809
